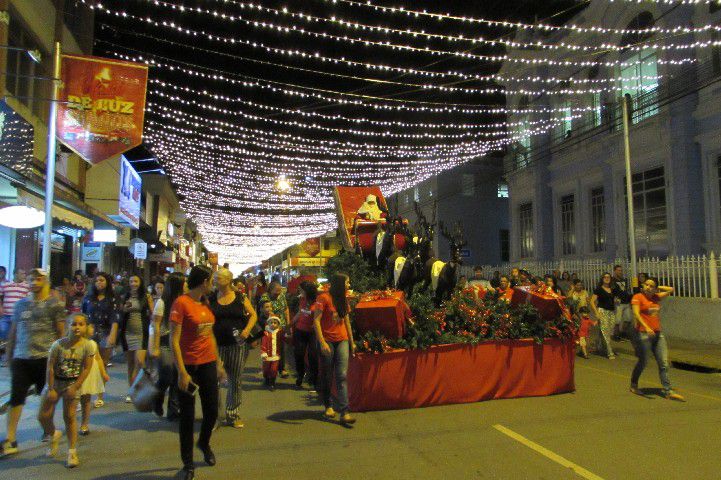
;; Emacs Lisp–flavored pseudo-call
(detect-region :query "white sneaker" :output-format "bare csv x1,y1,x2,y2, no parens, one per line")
46,430,62,457
67,449,79,468
1,439,19,457
125,395,132,403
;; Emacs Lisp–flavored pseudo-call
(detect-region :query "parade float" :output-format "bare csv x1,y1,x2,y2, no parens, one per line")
330,186,577,412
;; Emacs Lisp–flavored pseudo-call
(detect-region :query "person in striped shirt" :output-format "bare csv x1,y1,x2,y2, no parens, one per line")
1,268,29,344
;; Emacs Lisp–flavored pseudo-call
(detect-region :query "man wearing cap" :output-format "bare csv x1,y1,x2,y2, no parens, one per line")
1,268,66,457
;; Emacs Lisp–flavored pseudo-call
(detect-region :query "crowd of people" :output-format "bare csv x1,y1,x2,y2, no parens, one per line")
0,265,356,479
0,261,683,476
460,264,684,401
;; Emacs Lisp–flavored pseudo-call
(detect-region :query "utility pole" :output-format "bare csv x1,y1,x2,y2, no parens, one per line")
41,41,61,272
622,95,638,286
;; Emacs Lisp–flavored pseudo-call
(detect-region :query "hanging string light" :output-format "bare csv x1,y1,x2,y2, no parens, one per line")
139,0,721,55
323,0,721,35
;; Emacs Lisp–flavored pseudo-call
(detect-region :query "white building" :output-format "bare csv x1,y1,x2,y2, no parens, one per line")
500,2,721,262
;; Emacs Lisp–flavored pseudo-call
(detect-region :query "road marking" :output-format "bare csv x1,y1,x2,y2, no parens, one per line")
575,363,721,403
493,424,605,480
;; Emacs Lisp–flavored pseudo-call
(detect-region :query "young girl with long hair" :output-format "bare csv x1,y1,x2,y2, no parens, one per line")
116,275,152,401
312,273,356,426
82,272,120,407
38,314,95,468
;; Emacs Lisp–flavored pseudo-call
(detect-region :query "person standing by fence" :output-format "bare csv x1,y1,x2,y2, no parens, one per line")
630,278,684,401
591,273,620,359
612,265,632,340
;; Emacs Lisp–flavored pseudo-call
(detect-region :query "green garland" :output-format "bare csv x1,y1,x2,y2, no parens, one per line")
323,251,387,293
355,287,578,354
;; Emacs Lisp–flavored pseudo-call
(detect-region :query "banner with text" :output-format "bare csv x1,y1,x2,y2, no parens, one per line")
57,54,148,164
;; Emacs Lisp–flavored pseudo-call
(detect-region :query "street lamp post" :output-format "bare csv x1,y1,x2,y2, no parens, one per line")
622,95,638,286
41,41,61,272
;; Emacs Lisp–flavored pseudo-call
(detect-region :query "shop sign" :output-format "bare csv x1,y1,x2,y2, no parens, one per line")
117,156,141,228
301,238,321,257
57,54,148,165
148,251,176,263
133,241,147,260
116,227,131,247
294,257,326,267
82,243,102,262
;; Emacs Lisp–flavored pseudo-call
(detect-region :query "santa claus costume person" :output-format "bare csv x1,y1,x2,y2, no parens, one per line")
260,317,284,391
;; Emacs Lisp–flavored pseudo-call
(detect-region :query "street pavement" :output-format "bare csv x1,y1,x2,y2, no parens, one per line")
1,348,720,480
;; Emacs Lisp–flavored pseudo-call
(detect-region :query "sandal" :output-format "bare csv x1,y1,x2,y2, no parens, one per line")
340,413,356,425
323,407,337,419
94,399,105,408
79,427,90,436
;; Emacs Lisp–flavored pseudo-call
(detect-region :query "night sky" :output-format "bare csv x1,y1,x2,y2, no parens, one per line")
89,0,586,265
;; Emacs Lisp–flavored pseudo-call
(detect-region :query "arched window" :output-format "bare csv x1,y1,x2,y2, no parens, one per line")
618,12,659,123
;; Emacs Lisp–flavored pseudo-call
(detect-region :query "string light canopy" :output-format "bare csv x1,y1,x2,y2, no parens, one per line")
90,0,709,268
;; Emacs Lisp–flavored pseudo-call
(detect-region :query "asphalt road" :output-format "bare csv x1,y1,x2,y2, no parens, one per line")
1,347,720,480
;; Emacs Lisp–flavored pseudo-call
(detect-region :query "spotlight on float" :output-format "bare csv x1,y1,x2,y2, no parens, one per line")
275,174,291,193
0,205,46,229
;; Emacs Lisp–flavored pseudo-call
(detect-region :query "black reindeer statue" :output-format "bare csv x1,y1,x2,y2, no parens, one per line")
423,221,468,307
388,201,436,296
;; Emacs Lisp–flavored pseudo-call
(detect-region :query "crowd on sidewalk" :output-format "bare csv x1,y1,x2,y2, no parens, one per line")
0,261,683,477
0,264,356,479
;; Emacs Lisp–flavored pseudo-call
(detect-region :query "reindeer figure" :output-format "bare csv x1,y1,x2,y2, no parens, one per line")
389,201,435,295
424,221,468,307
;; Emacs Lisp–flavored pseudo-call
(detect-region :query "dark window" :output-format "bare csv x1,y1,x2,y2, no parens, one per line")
591,187,606,253
519,203,534,258
625,167,668,257
560,195,576,255
711,1,721,14
500,229,510,262
6,10,49,122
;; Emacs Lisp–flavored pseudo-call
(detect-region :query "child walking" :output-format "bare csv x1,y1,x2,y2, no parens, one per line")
260,316,283,391
577,306,597,359
78,325,110,436
38,313,95,468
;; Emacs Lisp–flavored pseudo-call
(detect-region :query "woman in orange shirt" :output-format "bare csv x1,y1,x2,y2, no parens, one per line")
313,273,356,426
170,266,227,480
630,277,683,401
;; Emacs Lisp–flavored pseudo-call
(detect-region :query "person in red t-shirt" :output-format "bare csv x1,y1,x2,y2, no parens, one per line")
312,273,356,426
292,281,319,390
630,278,683,401
170,266,227,480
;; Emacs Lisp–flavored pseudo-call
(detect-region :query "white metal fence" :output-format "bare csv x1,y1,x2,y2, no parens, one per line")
460,254,721,299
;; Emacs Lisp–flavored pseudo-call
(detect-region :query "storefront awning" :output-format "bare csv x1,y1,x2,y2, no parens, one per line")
18,190,94,231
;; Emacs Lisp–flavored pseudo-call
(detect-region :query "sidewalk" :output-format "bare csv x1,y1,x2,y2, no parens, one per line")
611,336,721,371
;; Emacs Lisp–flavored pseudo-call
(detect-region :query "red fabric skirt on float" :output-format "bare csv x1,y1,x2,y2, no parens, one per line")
347,338,575,412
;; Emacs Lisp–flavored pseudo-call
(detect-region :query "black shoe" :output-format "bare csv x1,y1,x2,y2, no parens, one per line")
295,377,303,387
197,443,216,466
167,411,180,422
180,467,194,480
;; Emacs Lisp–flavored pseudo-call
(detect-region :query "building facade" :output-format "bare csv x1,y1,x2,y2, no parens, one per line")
500,1,721,262
388,158,510,266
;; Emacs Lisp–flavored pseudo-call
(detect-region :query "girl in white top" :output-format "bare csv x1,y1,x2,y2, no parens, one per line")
79,324,110,436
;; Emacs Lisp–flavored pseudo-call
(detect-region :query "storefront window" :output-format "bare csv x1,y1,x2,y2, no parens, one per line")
626,166,668,258
620,47,659,123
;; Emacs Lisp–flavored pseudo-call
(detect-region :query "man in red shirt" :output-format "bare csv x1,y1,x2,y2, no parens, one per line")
630,278,684,401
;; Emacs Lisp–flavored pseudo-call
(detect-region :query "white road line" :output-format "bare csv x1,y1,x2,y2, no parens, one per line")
493,424,605,480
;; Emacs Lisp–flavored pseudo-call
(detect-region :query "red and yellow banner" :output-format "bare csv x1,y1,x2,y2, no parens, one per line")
56,54,148,164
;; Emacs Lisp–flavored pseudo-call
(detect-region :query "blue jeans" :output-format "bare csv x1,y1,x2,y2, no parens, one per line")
318,340,349,414
0,315,12,341
631,332,672,392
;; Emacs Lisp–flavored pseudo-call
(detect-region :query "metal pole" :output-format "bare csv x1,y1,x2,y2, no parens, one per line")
622,95,638,287
41,41,61,272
